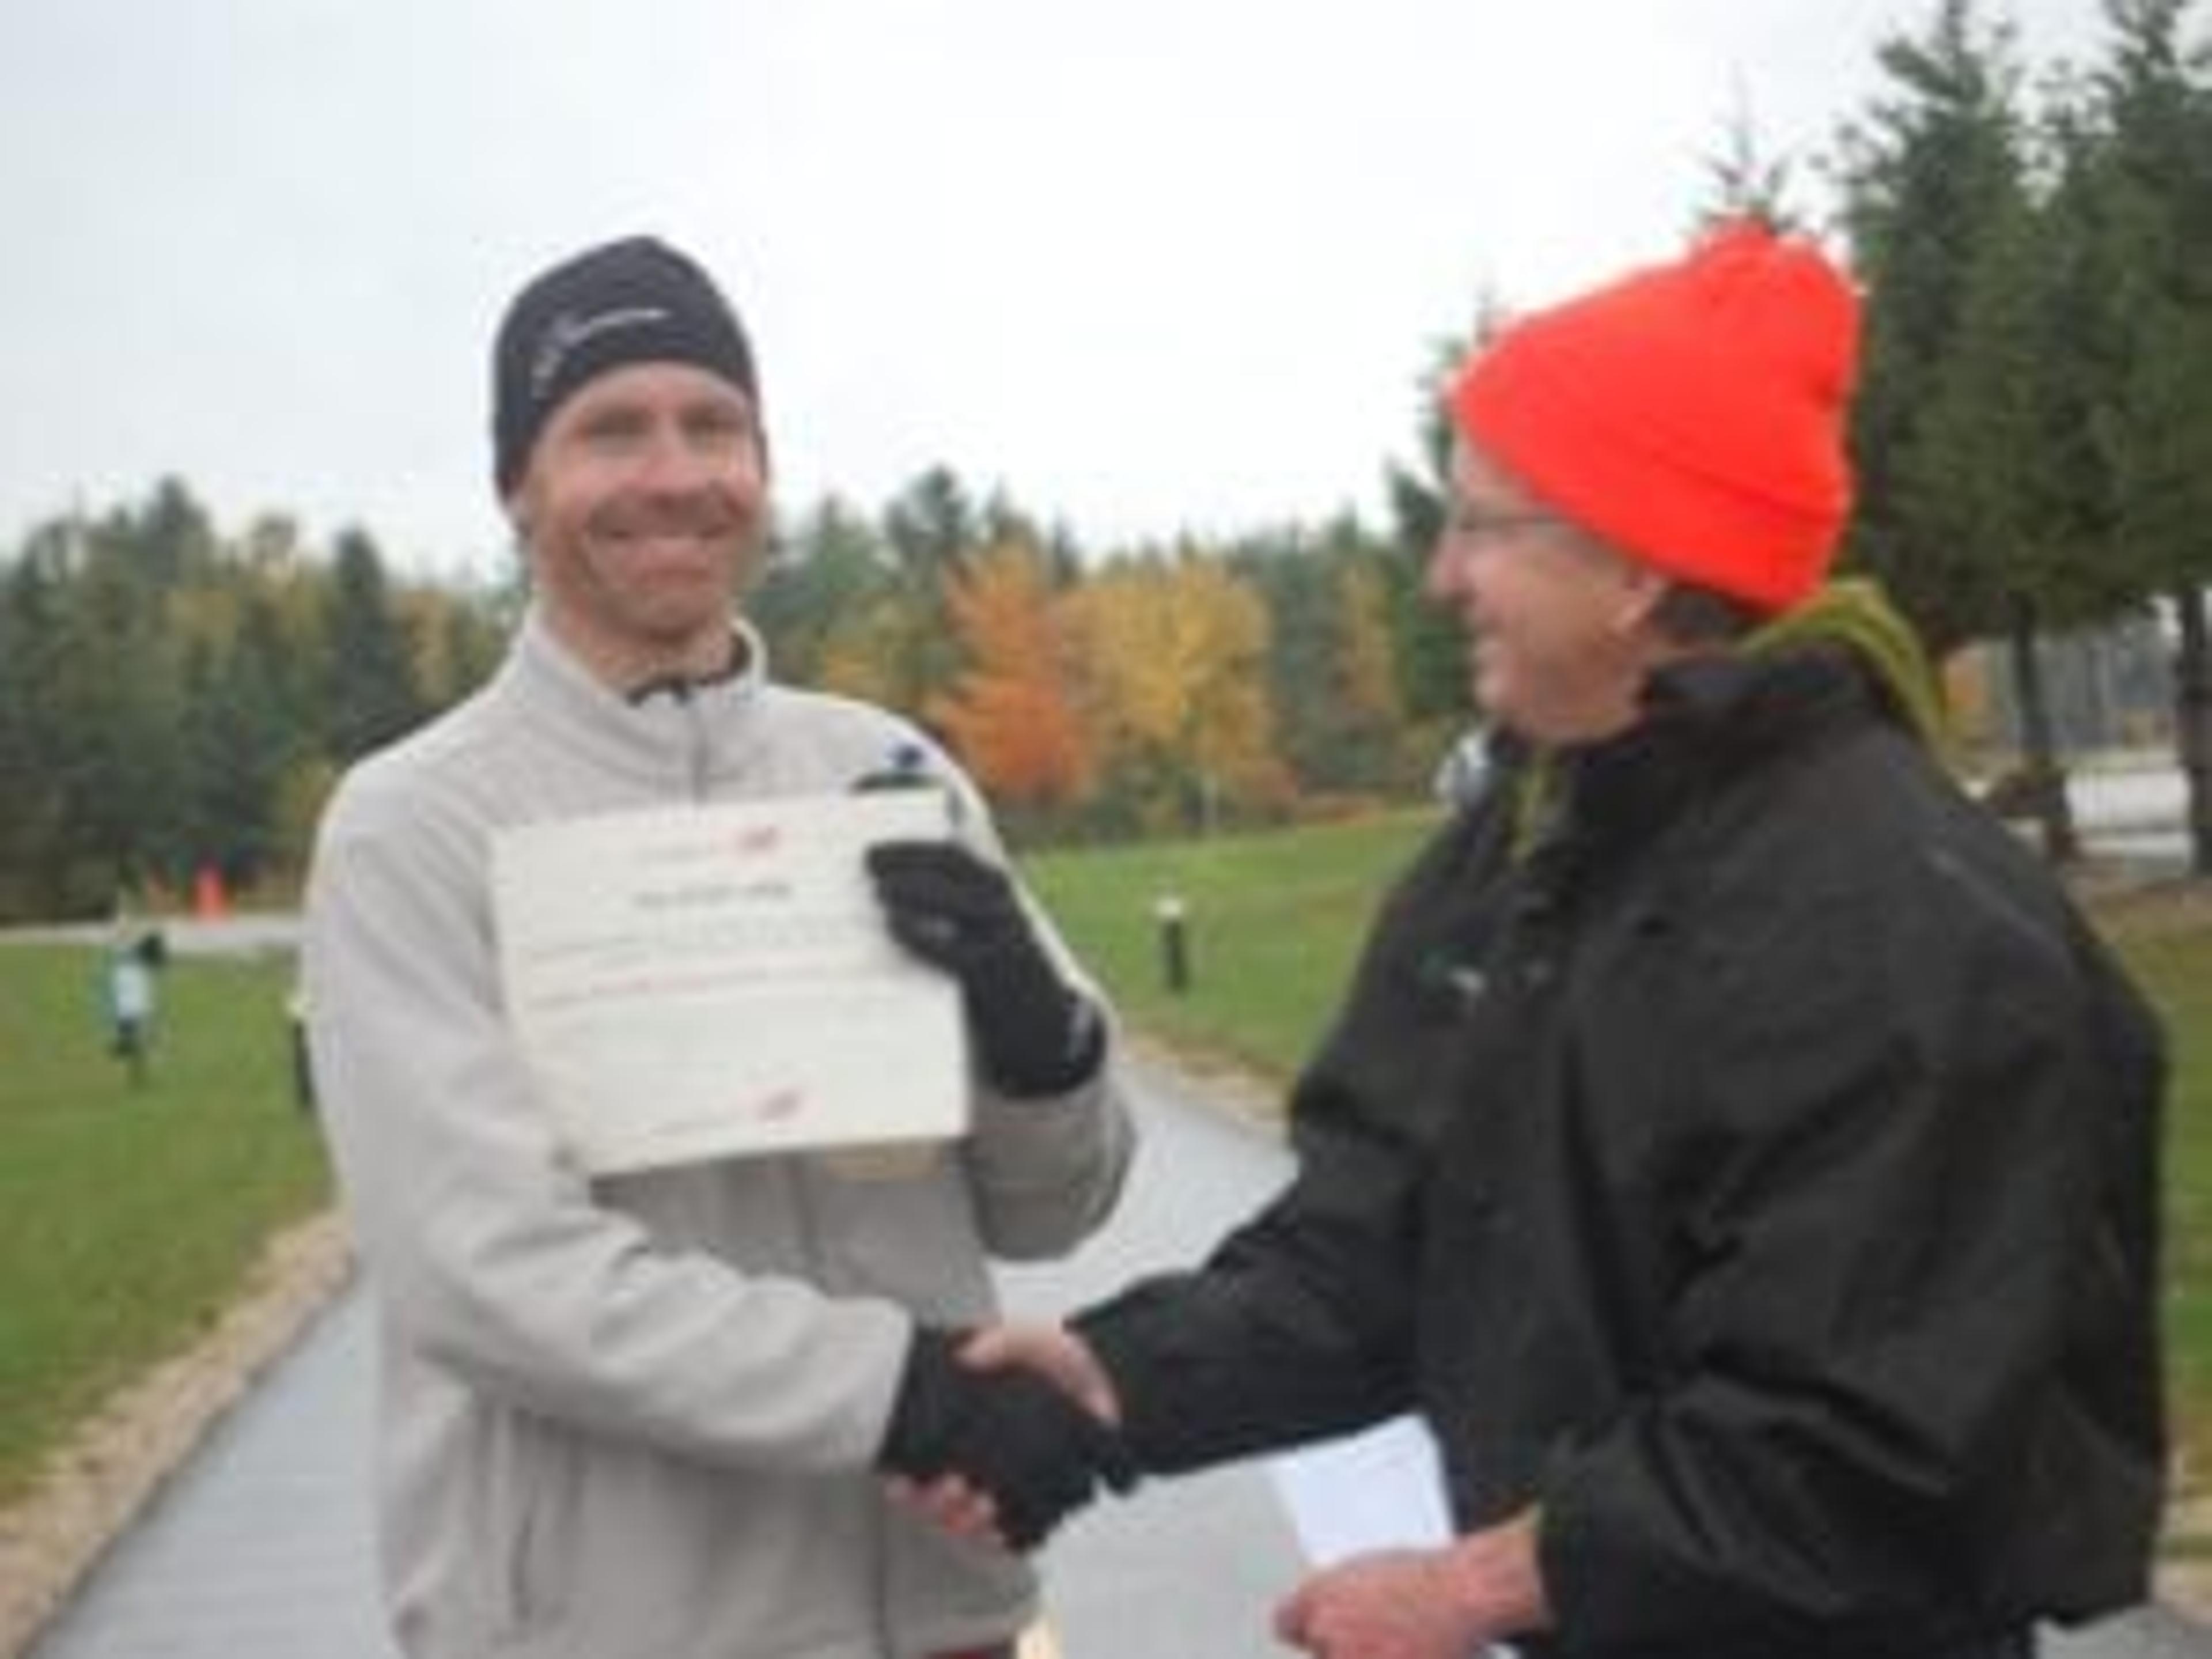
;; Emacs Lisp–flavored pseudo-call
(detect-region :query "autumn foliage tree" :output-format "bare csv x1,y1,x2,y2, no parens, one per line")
1064,550,1289,834
928,540,1093,812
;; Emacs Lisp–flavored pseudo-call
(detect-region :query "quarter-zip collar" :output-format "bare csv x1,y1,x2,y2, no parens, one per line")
490,605,771,798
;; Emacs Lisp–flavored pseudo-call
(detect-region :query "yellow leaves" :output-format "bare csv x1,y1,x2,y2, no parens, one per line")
814,596,912,710
924,541,1293,824
1060,552,1289,816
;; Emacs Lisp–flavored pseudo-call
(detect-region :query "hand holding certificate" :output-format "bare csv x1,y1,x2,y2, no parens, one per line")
493,790,968,1175
1270,1414,1451,1567
1270,1419,1520,1658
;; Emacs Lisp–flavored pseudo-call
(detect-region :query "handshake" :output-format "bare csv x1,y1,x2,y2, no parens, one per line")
877,1322,1131,1550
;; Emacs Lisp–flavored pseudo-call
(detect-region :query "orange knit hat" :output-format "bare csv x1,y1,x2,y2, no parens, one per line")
1449,223,1861,614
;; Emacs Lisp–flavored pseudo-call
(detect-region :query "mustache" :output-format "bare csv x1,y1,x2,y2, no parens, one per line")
601,488,747,538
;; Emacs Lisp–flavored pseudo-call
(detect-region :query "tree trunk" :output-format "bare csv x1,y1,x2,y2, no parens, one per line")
2006,596,2080,865
2171,584,2212,876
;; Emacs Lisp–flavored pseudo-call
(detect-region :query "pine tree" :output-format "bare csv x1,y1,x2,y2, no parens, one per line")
323,527,422,763
2083,0,2212,867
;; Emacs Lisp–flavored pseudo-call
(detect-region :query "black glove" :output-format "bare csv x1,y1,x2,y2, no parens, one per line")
866,840,1104,1098
879,1327,1138,1549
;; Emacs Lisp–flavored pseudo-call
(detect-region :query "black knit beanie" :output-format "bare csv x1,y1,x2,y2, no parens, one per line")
491,236,760,495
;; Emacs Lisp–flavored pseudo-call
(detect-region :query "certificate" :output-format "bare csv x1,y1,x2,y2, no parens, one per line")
1270,1418,1518,1658
492,790,968,1175
1268,1414,1450,1567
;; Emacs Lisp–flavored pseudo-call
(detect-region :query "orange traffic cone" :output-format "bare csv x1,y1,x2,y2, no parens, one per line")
193,865,229,921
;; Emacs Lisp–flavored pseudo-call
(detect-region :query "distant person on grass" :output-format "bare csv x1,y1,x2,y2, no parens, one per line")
304,234,1134,1659
101,926,162,1088
930,225,2169,1659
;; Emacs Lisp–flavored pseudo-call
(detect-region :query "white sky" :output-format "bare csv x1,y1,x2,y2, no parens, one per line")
1,0,2112,578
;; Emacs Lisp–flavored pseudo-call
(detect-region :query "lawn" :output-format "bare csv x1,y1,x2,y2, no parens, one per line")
1027,809,1438,1078
2088,885,2212,1470
0,940,329,1504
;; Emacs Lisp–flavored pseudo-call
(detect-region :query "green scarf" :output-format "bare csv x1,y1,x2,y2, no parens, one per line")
1744,576,1949,753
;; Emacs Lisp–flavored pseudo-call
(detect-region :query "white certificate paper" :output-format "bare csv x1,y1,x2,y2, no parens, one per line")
1270,1418,1518,1658
493,791,967,1175
1269,1414,1451,1567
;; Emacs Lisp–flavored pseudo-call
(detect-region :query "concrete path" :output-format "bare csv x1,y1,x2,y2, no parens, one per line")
24,1289,392,1659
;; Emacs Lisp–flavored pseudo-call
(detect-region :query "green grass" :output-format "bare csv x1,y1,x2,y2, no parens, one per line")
1029,820,2212,1489
1026,808,1442,1078
2091,893,2212,1483
0,942,329,1505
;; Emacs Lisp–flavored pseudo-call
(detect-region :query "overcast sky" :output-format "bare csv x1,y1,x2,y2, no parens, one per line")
1,1,2112,578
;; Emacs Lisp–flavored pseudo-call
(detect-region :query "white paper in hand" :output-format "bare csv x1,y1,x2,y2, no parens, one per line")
1268,1414,1451,1566
1269,1415,1517,1658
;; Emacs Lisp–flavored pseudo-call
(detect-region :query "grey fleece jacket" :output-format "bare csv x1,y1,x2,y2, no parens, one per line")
303,611,1134,1659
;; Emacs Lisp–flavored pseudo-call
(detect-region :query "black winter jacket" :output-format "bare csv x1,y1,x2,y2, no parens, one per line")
1080,646,2165,1658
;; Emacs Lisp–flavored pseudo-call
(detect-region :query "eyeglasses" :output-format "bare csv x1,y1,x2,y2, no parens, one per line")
1441,502,1568,550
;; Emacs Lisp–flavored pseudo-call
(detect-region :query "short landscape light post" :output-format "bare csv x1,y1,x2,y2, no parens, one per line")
1154,893,1191,995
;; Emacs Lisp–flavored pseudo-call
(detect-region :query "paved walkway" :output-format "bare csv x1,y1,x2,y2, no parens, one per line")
28,1285,2211,1659
25,1287,392,1659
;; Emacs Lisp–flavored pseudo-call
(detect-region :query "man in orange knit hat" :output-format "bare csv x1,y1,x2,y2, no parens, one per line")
938,225,2168,1658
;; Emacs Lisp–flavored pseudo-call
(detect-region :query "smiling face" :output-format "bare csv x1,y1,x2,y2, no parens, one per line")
504,360,768,688
1425,441,1669,747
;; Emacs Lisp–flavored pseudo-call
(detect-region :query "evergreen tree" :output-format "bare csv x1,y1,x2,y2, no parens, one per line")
177,590,296,889
1835,0,2035,656
323,527,422,762
1237,516,1414,798
1384,325,1492,732
1695,85,1807,234
751,495,893,686
1835,0,2117,858
1234,528,1340,794
0,536,74,913
138,475,221,588
879,465,979,717
2084,0,2212,866
56,506,192,897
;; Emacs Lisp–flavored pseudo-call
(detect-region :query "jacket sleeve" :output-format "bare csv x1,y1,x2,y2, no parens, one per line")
1065,809,1505,1474
1074,1101,1421,1473
1537,863,2164,1651
938,763,1137,1260
303,774,911,1475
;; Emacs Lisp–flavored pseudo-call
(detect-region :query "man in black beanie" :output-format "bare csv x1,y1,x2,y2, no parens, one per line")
490,235,760,498
303,234,1137,1659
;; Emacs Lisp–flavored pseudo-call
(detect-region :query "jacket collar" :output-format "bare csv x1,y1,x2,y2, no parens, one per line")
491,607,773,791
1513,646,1881,897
